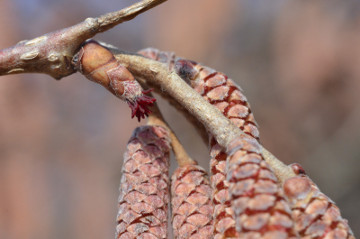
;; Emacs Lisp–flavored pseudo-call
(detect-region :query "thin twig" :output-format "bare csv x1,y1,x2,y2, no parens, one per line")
97,0,167,33
0,0,166,79
262,148,296,184
135,76,210,146
145,91,197,167
114,53,296,183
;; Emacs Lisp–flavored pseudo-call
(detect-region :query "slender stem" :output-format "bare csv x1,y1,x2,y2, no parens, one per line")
0,0,167,79
144,89,196,167
134,77,210,146
262,148,295,184
97,0,167,33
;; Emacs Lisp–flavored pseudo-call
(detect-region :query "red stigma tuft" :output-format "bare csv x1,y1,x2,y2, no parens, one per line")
127,89,156,122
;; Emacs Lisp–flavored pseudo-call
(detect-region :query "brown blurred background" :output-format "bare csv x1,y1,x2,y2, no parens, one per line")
1,0,359,238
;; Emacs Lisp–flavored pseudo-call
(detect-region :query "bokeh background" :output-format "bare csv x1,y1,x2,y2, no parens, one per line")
1,0,360,238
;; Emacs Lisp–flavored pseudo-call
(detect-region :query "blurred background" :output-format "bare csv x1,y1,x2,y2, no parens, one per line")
1,0,359,238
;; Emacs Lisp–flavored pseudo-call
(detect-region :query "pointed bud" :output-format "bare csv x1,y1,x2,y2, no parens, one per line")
74,41,156,121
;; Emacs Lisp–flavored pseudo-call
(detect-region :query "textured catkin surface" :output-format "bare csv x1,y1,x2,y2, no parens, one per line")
284,167,355,239
171,164,214,239
138,48,259,140
226,136,296,238
115,125,171,239
139,48,261,238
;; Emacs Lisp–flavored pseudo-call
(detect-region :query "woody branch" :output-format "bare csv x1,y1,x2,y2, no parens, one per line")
0,0,294,183
0,0,166,79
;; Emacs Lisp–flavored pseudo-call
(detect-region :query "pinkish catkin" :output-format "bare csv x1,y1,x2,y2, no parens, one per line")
116,125,171,239
225,135,297,238
283,163,355,238
139,48,263,238
171,164,214,239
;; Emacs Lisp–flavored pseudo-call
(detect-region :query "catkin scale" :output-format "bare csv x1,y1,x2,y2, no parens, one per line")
284,163,354,238
171,164,214,239
225,135,296,238
73,41,156,121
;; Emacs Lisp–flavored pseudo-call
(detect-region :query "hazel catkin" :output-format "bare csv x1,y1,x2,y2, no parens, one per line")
115,125,171,239
225,135,297,238
171,164,214,239
283,164,355,239
139,48,261,238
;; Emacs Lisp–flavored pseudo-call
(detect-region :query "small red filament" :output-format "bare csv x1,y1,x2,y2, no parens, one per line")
127,89,156,122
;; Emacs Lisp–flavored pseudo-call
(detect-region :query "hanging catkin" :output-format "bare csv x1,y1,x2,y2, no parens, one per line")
171,164,214,239
225,135,297,238
283,163,355,238
115,125,171,239
138,48,261,238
